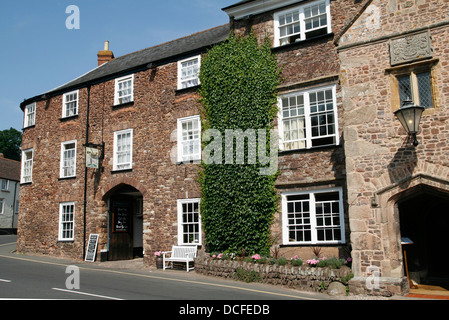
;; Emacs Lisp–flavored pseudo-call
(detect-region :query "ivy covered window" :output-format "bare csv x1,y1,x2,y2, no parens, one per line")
279,85,338,150
282,188,345,245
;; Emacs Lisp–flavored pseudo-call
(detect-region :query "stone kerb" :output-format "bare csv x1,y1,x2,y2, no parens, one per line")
194,256,352,294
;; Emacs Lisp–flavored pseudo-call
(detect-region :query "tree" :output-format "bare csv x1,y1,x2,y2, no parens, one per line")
0,128,22,161
199,32,281,256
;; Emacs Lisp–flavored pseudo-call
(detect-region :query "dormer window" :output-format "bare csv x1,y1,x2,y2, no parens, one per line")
274,0,331,47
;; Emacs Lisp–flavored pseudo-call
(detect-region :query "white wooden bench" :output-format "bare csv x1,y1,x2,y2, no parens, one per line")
162,245,197,272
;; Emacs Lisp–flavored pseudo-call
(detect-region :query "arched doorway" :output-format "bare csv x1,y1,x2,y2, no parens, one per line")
398,185,449,288
105,184,143,261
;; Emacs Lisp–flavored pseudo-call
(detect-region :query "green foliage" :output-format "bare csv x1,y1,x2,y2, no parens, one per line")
199,32,281,256
235,268,262,283
0,128,22,161
291,257,303,267
277,257,287,266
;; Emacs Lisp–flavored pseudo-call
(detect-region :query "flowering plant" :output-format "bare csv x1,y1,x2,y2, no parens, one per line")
306,258,321,266
154,251,162,257
251,254,261,260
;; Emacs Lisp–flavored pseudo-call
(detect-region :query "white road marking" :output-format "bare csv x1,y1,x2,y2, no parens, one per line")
0,279,11,283
52,288,123,300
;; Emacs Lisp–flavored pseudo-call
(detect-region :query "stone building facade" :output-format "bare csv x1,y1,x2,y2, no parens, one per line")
337,0,449,294
17,0,449,296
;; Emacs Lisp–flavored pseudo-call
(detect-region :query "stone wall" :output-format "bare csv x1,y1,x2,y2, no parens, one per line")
195,256,352,294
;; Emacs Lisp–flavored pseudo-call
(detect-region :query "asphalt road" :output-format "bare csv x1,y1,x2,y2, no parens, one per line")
0,235,331,305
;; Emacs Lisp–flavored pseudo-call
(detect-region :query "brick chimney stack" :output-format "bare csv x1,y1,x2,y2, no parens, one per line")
97,41,115,66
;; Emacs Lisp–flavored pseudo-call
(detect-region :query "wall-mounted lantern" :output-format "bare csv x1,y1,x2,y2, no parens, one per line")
394,100,425,146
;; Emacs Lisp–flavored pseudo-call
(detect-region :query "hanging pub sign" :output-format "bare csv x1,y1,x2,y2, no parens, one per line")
86,146,99,169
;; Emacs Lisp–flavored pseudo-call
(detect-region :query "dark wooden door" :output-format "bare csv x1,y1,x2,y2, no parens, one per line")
109,197,133,261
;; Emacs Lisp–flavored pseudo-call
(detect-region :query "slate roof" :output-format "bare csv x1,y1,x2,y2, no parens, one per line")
21,23,231,108
0,157,20,182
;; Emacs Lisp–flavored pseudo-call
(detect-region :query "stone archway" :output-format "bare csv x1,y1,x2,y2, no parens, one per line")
377,174,449,287
101,181,146,261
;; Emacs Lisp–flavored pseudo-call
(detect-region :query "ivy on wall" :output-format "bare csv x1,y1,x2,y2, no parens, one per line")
198,32,281,256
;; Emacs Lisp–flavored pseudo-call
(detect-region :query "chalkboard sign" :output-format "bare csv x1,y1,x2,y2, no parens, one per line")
114,206,130,232
85,234,99,262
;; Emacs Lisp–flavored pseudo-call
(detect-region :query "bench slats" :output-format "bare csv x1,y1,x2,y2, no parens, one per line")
163,245,197,272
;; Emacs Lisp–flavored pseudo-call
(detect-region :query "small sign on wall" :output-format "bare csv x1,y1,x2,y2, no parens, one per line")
86,147,99,169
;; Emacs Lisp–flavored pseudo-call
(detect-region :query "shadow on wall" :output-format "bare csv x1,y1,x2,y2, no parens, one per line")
387,137,418,189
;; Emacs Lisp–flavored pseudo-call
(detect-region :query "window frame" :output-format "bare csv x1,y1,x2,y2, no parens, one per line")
177,115,201,163
113,128,133,171
281,187,345,245
0,198,4,215
273,0,331,47
60,140,77,178
114,74,134,106
177,55,201,90
1,179,9,191
24,102,36,128
177,198,202,246
59,202,75,241
21,149,34,184
62,90,79,118
278,84,339,151
396,69,434,109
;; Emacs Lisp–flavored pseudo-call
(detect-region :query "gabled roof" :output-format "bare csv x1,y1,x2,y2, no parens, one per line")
21,23,230,108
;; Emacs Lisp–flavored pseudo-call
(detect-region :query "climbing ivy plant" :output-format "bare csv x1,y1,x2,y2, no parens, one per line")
198,32,281,256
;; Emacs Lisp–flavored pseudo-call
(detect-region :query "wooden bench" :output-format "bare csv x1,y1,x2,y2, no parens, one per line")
162,245,197,272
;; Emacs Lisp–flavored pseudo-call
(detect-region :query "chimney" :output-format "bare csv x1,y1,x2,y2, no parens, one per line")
97,41,114,66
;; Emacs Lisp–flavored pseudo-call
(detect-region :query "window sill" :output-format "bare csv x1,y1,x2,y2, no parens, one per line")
111,168,133,174
111,101,134,109
58,176,76,181
20,182,32,186
176,159,201,165
271,33,334,53
280,242,346,247
22,125,35,131
175,84,200,94
59,115,79,122
278,143,342,156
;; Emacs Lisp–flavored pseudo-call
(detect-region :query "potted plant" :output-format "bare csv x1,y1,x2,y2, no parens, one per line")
154,251,163,269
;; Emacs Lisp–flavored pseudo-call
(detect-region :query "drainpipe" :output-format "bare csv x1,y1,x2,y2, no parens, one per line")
82,85,91,259
11,181,18,232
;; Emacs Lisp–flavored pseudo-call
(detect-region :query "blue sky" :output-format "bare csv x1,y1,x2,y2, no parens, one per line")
0,0,236,131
